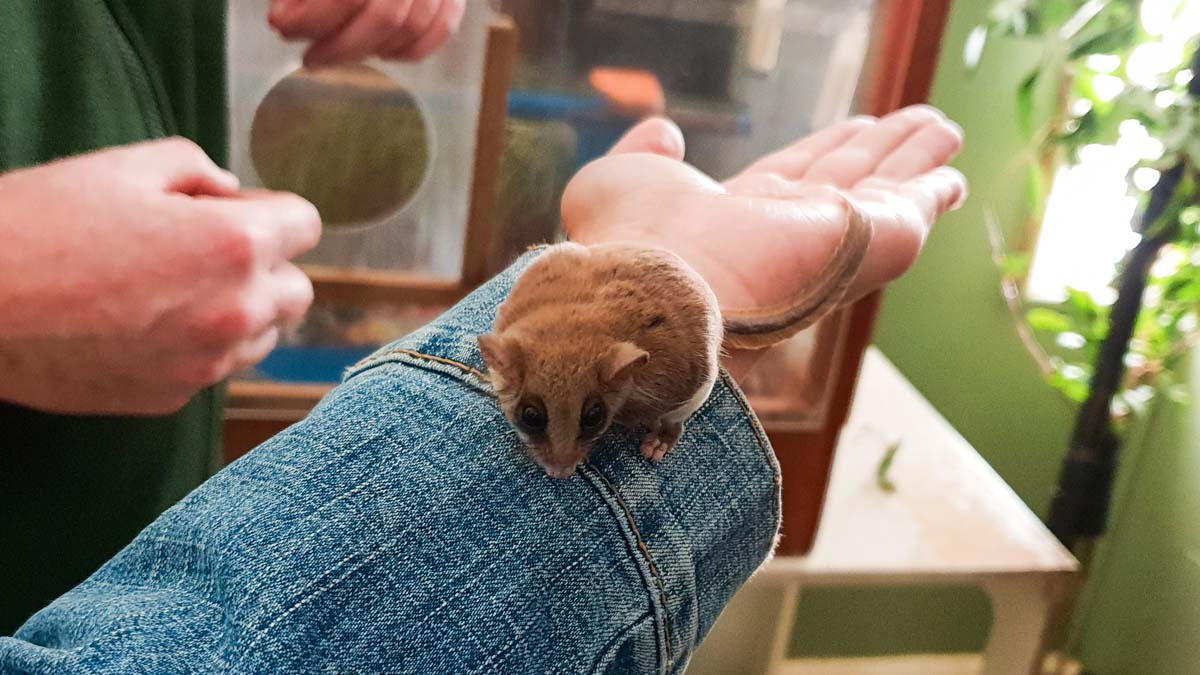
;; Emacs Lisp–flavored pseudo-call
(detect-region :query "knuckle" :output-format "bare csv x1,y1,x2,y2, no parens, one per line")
213,221,258,271
271,18,300,39
369,2,408,31
290,271,315,306
218,304,254,339
190,296,272,344
188,306,247,344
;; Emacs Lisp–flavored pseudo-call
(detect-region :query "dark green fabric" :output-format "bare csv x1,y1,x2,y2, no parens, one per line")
0,0,228,635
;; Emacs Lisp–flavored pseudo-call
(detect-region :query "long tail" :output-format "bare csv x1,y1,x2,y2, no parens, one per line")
722,193,873,351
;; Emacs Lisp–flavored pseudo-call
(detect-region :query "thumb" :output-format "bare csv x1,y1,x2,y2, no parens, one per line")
121,137,241,197
606,117,686,160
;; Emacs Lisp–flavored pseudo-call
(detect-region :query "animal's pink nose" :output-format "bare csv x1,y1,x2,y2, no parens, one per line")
543,464,578,479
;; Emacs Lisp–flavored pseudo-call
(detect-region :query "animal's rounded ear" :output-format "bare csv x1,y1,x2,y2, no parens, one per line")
478,333,525,387
601,342,649,386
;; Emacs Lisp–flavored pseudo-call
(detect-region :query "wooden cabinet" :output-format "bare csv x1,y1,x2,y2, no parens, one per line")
224,0,952,556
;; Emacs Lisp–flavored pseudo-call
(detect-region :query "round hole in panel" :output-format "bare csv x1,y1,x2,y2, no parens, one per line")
249,64,431,229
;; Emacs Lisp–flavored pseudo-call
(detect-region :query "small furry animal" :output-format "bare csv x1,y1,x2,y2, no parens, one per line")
478,200,871,478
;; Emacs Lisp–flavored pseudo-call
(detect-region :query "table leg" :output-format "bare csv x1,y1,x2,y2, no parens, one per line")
981,578,1056,675
686,580,800,675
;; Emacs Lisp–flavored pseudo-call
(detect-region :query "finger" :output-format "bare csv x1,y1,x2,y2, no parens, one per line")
303,0,414,68
903,167,970,219
858,167,969,221
868,119,964,181
269,0,366,41
606,117,686,160
270,263,316,325
195,189,322,264
802,105,949,187
840,168,967,298
228,325,282,374
842,189,928,298
376,0,440,59
731,116,875,180
390,0,463,60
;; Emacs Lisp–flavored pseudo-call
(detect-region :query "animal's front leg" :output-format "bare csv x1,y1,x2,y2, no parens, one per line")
641,419,684,463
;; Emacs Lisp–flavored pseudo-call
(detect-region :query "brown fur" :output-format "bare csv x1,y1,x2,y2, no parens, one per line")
479,211,869,477
479,242,721,478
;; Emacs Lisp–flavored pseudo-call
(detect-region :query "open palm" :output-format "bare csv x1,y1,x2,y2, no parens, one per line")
562,106,967,320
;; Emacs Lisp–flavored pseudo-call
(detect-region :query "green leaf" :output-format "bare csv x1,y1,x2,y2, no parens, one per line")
876,442,900,493
1040,0,1079,27
1051,371,1092,402
1067,21,1137,60
1027,307,1074,332
1017,70,1040,141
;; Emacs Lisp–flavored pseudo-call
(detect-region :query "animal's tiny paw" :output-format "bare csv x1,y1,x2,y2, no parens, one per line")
640,435,675,463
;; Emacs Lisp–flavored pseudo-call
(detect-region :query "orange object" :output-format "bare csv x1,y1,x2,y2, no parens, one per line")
588,67,666,115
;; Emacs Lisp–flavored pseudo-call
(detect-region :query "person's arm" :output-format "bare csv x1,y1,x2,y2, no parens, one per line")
0,247,779,674
0,107,965,672
0,0,465,417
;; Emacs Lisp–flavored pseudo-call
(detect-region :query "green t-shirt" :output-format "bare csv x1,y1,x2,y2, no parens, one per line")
0,0,228,634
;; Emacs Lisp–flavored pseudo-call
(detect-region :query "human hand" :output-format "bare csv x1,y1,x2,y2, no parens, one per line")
267,0,466,68
562,106,967,378
0,139,321,415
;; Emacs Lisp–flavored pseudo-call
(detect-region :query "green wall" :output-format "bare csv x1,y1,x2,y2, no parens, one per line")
788,0,1200,671
1071,348,1200,673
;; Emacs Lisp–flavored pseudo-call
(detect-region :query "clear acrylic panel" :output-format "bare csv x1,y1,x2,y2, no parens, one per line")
227,1,495,279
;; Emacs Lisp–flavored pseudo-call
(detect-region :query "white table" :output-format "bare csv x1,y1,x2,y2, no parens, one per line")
688,348,1078,675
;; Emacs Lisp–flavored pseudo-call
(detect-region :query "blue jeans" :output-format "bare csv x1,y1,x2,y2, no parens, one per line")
0,248,781,674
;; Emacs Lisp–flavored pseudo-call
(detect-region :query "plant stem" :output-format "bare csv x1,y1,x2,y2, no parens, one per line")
1046,49,1200,549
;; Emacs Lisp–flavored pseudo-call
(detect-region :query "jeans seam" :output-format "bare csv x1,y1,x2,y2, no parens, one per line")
588,610,654,675
347,348,492,395
582,467,674,673
357,348,487,381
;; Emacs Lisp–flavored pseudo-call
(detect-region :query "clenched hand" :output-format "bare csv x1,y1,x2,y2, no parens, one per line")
268,0,466,67
0,139,321,415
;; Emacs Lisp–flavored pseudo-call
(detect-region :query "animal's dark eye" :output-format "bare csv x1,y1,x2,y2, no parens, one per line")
580,398,607,434
519,402,547,432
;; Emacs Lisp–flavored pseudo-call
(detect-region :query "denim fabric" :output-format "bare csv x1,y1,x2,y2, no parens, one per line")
0,248,782,674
